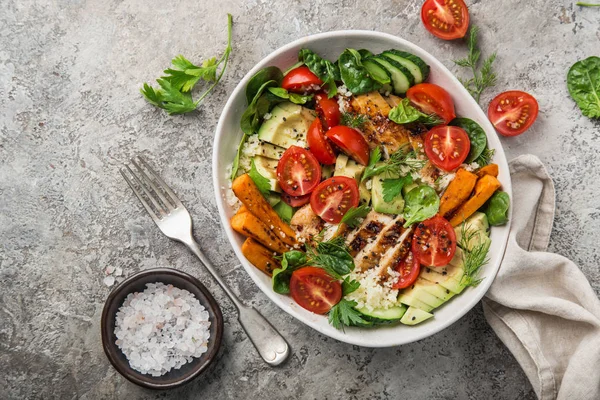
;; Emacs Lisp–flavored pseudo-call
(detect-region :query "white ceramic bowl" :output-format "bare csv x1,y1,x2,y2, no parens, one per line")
213,31,512,347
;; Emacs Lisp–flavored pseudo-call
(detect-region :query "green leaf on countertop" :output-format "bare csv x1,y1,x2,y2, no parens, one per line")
567,56,600,119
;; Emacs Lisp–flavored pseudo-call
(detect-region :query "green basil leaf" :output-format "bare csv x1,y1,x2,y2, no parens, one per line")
403,185,440,227
338,49,382,95
449,117,488,163
483,191,510,226
567,56,600,119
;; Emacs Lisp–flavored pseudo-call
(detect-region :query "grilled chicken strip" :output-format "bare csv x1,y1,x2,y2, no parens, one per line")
374,226,415,281
346,211,395,257
353,215,407,272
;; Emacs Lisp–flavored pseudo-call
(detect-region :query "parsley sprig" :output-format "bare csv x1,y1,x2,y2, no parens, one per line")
141,14,233,114
328,299,372,330
361,146,425,183
454,26,497,104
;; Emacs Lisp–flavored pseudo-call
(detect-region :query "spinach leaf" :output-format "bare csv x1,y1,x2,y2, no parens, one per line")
248,159,271,197
240,80,277,135
403,185,440,227
298,48,340,98
245,66,284,104
567,56,600,119
267,87,313,105
273,201,293,224
338,49,382,95
272,250,307,294
449,117,487,163
388,98,444,126
382,175,413,203
230,133,248,180
313,241,354,278
483,191,510,226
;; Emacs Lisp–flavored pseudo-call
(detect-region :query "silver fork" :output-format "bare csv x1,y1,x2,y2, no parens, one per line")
120,156,289,366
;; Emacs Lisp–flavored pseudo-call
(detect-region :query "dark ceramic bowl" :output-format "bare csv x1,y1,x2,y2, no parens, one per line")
101,268,223,389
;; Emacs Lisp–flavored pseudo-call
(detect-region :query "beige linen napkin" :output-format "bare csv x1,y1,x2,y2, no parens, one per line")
483,154,600,400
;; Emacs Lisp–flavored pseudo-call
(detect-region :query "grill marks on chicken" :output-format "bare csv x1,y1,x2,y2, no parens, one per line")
346,212,394,257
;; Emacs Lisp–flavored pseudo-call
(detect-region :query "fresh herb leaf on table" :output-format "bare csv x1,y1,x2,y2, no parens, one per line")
298,48,340,98
382,175,413,203
361,146,425,183
388,98,444,126
576,2,600,6
328,299,372,330
567,56,600,119
403,185,440,227
340,204,371,228
141,14,233,114
454,26,497,104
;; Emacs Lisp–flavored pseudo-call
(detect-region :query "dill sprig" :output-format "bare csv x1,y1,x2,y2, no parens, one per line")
454,26,497,104
458,224,490,287
340,112,369,129
361,146,426,182
474,148,495,167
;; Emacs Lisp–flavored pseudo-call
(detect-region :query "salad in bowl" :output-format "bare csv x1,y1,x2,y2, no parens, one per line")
213,32,512,346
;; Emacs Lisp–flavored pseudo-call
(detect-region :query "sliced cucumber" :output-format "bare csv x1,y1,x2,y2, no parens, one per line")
357,305,407,324
363,57,392,85
382,50,430,83
371,56,414,95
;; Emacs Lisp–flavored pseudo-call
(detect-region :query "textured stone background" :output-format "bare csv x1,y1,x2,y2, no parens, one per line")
1,0,599,399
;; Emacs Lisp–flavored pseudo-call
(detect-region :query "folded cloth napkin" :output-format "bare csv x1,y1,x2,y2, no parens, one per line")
483,154,600,400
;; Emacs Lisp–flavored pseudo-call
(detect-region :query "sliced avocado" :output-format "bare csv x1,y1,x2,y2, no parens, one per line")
371,56,415,95
399,285,446,309
371,170,405,214
381,50,430,84
455,212,491,251
253,156,278,180
363,57,392,85
420,265,467,294
357,305,407,324
334,157,365,181
398,292,434,312
414,278,455,302
400,306,433,325
257,102,316,148
266,193,281,207
249,142,286,160
334,153,349,172
321,164,334,180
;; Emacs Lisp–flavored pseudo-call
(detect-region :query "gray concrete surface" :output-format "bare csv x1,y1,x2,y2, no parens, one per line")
1,0,599,399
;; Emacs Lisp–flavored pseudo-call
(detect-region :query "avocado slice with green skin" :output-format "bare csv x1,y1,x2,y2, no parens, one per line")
381,50,430,84
399,285,446,308
420,266,467,294
257,102,316,148
356,305,407,324
253,156,277,179
400,306,434,325
371,170,405,214
398,292,434,312
455,212,491,251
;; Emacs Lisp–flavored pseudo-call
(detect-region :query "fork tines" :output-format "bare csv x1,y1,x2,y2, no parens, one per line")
120,156,183,221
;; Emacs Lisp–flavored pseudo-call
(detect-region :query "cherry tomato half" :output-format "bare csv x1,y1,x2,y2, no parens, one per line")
290,266,342,314
315,92,341,129
310,176,360,224
281,192,311,208
488,91,539,137
424,125,470,172
392,251,421,289
421,0,470,40
281,66,323,94
407,83,456,124
326,126,370,166
276,146,322,197
307,118,336,165
412,216,457,267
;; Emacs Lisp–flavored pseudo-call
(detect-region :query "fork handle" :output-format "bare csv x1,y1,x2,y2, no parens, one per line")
184,239,290,366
